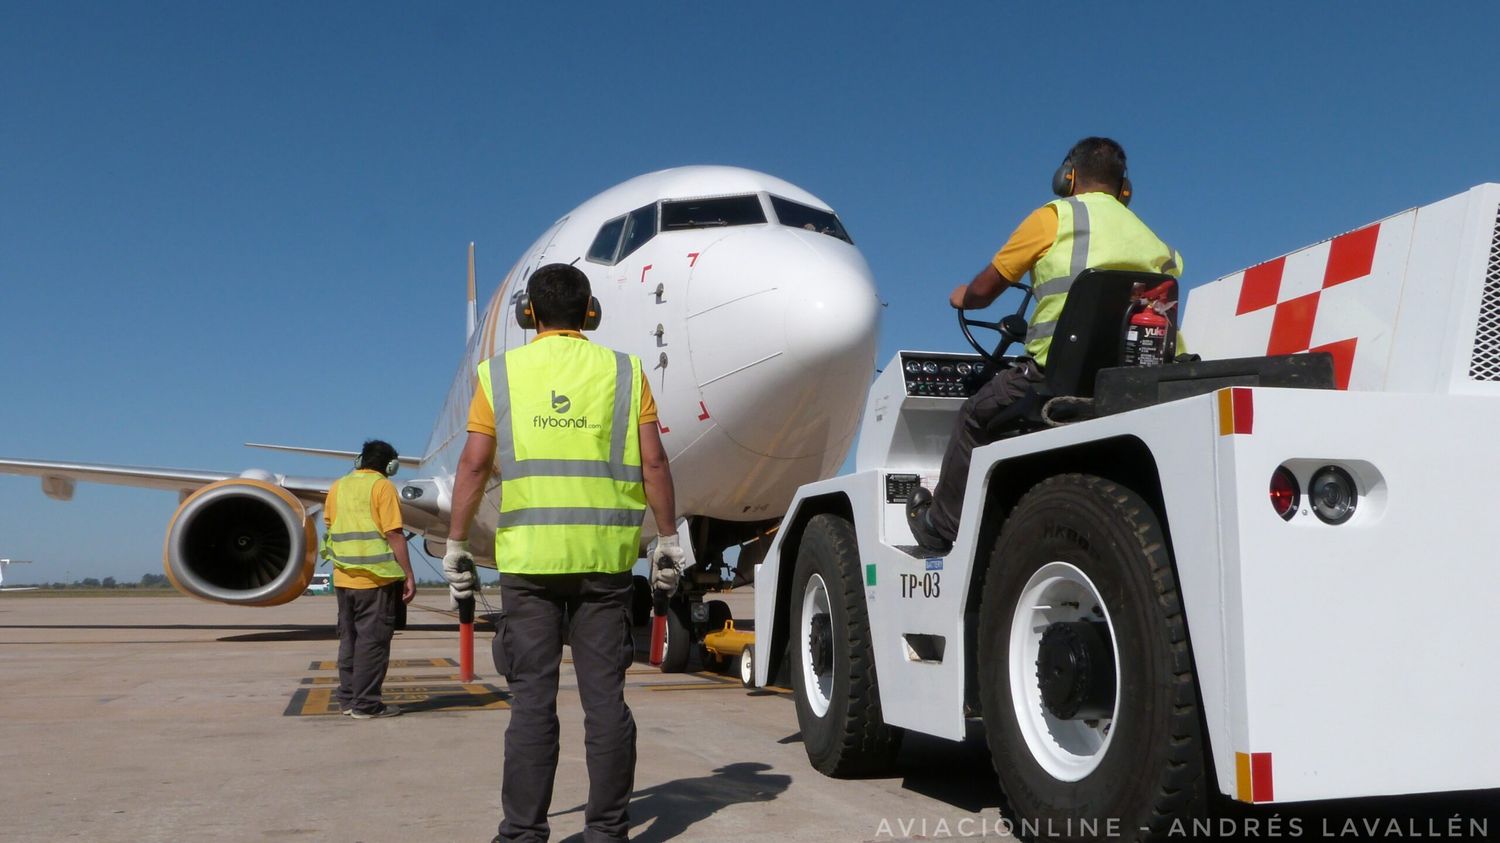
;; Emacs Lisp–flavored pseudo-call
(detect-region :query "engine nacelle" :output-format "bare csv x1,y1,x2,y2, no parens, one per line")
163,478,317,606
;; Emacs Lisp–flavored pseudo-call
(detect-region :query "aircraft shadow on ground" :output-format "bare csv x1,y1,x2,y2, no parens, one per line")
551,761,792,843
400,690,510,713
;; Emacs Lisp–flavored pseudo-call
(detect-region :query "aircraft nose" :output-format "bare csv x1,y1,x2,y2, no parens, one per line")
684,229,879,462
781,236,881,378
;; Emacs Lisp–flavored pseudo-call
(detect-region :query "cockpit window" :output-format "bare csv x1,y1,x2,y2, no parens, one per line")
586,204,658,266
770,195,853,244
618,203,657,261
661,195,766,231
586,216,626,264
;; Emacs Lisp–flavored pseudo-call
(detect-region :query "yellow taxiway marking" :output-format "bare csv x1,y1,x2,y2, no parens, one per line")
285,682,509,716
308,658,456,671
301,674,469,686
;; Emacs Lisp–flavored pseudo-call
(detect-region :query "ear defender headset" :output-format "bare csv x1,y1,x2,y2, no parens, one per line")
354,454,400,477
514,291,602,331
1052,151,1133,206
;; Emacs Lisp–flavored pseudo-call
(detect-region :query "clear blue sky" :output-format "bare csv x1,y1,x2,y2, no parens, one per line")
3,2,1497,583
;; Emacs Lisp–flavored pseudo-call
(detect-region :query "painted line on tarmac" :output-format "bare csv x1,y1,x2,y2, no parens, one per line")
301,673,470,685
284,682,510,716
307,657,457,671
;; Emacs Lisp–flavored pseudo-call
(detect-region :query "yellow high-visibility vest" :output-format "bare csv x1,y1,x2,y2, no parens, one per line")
1027,193,1183,366
477,336,646,575
323,471,404,580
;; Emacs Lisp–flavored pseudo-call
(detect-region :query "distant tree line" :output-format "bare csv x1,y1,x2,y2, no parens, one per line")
30,573,177,590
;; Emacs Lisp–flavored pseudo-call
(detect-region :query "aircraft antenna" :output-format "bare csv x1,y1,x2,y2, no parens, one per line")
466,242,478,342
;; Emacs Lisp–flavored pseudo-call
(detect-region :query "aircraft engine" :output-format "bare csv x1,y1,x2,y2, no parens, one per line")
163,478,317,606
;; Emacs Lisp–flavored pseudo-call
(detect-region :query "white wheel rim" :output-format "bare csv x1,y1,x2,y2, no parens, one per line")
740,648,754,686
661,614,672,665
1008,561,1120,781
799,573,834,717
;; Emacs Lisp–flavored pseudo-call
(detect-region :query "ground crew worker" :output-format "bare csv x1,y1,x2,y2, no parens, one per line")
908,137,1184,553
442,263,684,843
324,439,416,718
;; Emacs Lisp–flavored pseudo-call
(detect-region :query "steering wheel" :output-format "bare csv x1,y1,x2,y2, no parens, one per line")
957,282,1034,365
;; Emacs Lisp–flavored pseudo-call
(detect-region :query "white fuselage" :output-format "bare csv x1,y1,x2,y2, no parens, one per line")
419,166,881,561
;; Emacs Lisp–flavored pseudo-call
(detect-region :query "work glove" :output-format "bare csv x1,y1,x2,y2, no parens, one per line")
442,539,480,602
649,533,687,597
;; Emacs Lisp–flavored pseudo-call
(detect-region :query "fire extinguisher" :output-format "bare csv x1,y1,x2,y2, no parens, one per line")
1121,281,1177,367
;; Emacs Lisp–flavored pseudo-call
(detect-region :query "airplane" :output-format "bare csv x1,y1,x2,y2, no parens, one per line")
0,559,38,592
303,573,333,596
0,165,881,660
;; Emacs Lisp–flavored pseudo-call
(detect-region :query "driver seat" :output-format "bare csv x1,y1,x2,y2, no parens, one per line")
984,268,1178,438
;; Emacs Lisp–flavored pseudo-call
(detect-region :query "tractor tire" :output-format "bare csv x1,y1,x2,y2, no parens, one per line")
658,595,693,674
790,513,902,777
978,474,1205,843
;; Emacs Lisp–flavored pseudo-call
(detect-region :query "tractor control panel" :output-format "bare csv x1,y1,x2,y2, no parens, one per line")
900,352,991,398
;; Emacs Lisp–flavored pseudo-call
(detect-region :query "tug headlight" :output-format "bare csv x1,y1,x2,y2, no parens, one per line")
1269,466,1299,521
1309,465,1358,525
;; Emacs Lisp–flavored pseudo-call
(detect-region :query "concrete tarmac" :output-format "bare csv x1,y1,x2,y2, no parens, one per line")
2,593,1495,842
0,591,1004,843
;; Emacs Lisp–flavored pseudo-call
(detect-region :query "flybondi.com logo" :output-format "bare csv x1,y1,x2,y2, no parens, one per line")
533,389,599,430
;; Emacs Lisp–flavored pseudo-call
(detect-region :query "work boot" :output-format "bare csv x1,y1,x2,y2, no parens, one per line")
350,703,403,719
905,487,952,554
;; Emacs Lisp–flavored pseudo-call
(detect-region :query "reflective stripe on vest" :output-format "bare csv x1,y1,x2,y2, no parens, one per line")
323,471,403,580
1026,193,1182,366
478,337,646,575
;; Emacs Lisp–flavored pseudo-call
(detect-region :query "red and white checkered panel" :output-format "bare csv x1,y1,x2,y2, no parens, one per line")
1184,211,1417,391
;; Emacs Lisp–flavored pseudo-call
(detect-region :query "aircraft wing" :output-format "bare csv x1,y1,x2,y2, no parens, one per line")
0,457,332,506
0,456,451,606
0,456,446,533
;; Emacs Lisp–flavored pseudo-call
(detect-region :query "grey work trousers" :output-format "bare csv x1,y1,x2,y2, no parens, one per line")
334,581,401,714
495,570,637,843
928,359,1046,543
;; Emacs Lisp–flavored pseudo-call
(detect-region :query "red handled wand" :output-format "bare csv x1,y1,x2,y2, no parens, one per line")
648,557,672,666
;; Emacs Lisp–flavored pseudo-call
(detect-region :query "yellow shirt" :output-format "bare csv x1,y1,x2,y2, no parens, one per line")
990,202,1189,354
466,330,658,436
991,205,1058,283
324,469,404,589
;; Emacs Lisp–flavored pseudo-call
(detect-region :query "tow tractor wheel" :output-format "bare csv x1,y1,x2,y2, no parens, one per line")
978,474,1204,842
658,595,693,674
739,644,756,689
790,513,902,776
701,599,734,670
